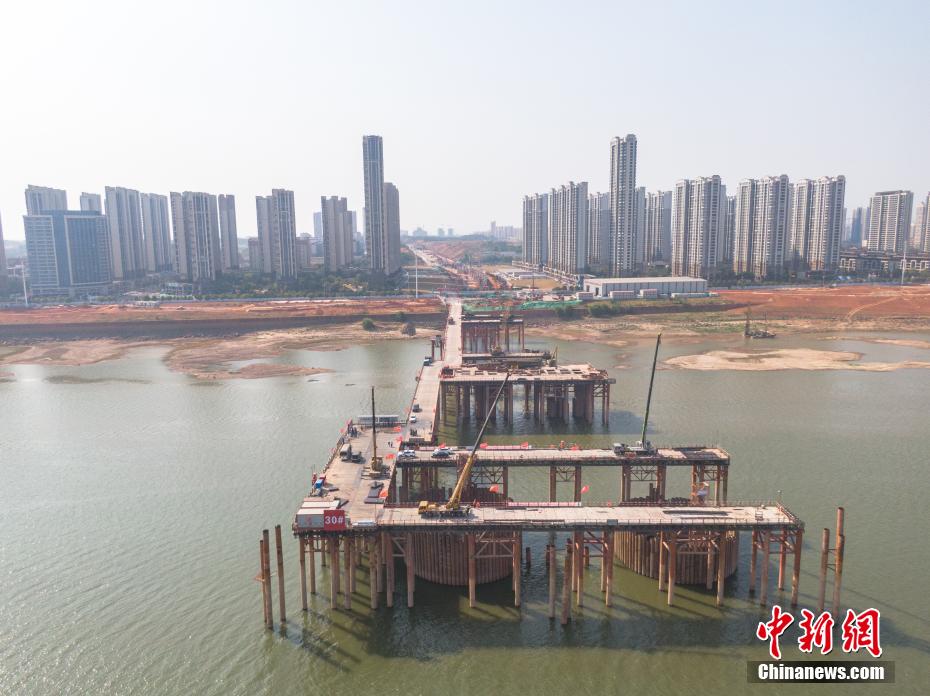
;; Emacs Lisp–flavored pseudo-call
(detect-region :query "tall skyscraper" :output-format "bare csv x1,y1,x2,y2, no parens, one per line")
170,191,222,283
383,182,402,275
546,182,588,277
79,192,102,213
255,189,298,278
847,206,867,248
24,210,112,293
362,135,388,273
723,195,736,266
671,176,726,279
644,191,672,265
247,237,262,271
218,194,239,271
522,193,549,266
920,193,930,253
751,175,791,280
732,176,790,279
732,181,756,275
586,192,610,270
609,134,637,276
911,200,926,250
313,212,323,238
140,193,172,273
791,177,845,271
25,185,67,215
296,234,314,270
320,196,354,271
105,186,145,279
632,186,647,271
806,176,846,271
867,190,913,253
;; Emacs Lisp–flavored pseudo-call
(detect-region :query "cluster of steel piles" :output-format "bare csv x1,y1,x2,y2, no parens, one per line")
439,372,610,426
460,315,525,354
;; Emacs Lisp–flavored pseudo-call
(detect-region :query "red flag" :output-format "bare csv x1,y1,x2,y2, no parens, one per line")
521,442,529,448
580,485,589,494
479,442,488,449
379,488,389,498
489,485,500,493
386,453,395,460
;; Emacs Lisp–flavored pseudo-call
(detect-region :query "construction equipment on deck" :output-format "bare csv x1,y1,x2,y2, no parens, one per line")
418,371,511,517
616,333,660,456
369,387,382,473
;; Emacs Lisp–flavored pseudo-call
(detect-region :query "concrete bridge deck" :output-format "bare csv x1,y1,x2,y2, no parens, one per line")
397,445,729,468
374,501,800,532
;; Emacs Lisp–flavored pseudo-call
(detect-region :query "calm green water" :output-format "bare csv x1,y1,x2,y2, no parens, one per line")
1,333,928,695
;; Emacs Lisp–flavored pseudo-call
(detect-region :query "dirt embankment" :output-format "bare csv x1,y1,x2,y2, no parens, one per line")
0,321,428,381
524,286,930,346
0,297,446,340
665,348,930,372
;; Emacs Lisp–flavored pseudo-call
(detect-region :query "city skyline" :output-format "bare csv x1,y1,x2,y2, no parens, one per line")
2,1,928,240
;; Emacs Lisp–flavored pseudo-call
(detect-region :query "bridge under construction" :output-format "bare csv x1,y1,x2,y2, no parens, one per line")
255,300,846,630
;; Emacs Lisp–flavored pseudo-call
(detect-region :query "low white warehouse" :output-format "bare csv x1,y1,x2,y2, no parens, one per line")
583,276,707,298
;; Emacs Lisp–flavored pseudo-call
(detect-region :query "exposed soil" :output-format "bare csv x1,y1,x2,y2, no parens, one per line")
664,348,930,372
0,321,424,381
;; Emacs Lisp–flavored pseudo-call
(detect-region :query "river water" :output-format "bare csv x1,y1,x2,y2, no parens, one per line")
1,332,928,695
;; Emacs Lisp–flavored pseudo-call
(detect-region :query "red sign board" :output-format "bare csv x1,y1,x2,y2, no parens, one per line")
323,509,346,530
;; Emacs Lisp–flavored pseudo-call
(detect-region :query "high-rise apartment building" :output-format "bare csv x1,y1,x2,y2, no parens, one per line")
732,176,790,279
25,185,67,215
247,237,262,271
723,195,736,266
105,186,145,279
170,191,221,283
80,193,102,213
296,234,314,270
217,195,239,271
632,186,647,271
320,196,355,271
546,182,588,277
867,190,913,254
810,176,846,271
644,191,672,265
586,192,610,270
24,210,112,293
920,193,930,253
215,195,237,271
609,134,637,276
140,193,173,273
383,182,402,275
671,176,726,279
362,135,389,274
752,176,791,280
522,193,549,266
847,206,867,248
911,200,926,251
791,177,846,272
255,189,297,278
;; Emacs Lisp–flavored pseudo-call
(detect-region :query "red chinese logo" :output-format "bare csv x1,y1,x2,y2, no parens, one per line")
797,609,834,654
755,605,882,659
841,608,882,658
756,605,795,659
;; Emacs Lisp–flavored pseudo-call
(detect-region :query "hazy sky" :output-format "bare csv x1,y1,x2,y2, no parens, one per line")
1,0,928,241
